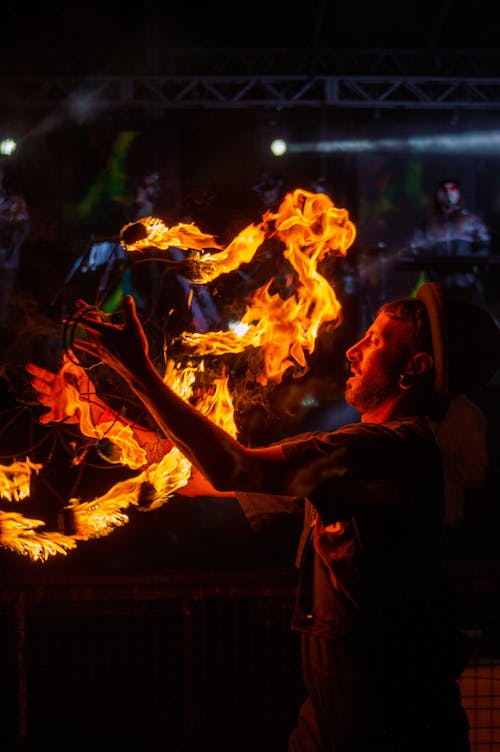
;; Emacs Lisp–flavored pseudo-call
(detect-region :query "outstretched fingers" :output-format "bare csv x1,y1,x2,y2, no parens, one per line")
26,363,56,397
26,362,52,383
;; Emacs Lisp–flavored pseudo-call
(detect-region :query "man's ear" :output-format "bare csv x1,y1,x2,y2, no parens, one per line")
405,351,434,377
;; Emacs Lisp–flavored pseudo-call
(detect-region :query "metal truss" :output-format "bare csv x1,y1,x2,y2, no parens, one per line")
3,48,500,112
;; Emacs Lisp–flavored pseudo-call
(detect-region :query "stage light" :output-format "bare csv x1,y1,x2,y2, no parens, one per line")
270,138,287,156
285,129,500,155
0,138,17,156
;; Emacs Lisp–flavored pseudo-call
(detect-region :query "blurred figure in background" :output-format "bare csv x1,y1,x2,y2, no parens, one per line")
133,171,162,219
410,179,490,305
428,299,500,557
429,393,489,545
0,158,30,343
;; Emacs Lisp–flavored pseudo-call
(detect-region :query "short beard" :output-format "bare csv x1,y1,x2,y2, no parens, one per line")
345,372,398,415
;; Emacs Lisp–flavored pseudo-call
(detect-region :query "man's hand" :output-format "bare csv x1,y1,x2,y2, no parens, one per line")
26,354,152,469
71,296,151,385
26,357,97,425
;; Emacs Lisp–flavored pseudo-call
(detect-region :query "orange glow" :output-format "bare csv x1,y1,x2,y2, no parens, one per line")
193,369,238,438
56,355,149,468
3,358,234,555
6,188,355,560
120,216,265,282
120,215,224,254
124,190,355,385
178,189,356,384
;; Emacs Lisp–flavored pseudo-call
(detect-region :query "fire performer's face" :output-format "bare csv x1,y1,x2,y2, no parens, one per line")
344,312,416,415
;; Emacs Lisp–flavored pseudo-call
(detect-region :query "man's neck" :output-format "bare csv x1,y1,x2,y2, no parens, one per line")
360,396,416,423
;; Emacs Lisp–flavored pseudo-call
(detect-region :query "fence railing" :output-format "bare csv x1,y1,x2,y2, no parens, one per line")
1,564,499,752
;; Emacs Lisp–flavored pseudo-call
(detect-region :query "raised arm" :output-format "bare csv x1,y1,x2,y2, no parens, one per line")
71,296,288,494
26,356,257,499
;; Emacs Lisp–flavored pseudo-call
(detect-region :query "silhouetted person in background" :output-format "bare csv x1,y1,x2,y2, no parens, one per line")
133,171,161,220
410,179,490,305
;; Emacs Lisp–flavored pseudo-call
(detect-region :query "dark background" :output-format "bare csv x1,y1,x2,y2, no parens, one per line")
0,0,500,572
0,8,499,752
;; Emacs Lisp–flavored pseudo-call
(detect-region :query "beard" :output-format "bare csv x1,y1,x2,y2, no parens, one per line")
345,367,399,415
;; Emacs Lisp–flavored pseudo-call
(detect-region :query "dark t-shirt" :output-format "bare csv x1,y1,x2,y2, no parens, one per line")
239,417,468,679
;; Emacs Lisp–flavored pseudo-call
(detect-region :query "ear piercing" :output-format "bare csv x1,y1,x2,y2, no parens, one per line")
399,372,411,389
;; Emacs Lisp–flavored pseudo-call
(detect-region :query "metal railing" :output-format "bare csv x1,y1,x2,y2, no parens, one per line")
1,565,499,751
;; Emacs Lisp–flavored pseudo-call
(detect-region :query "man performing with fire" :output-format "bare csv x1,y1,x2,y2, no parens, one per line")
27,276,500,751
25,188,500,751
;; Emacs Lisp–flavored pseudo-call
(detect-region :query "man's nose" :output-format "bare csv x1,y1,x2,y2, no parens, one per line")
346,341,360,361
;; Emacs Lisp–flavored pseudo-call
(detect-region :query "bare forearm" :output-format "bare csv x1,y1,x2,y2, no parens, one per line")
124,360,284,493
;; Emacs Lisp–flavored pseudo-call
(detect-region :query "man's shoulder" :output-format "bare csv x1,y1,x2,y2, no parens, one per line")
281,416,431,455
340,415,429,436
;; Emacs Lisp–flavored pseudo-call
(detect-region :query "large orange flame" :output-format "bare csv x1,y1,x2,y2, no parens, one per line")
178,189,355,384
4,188,355,560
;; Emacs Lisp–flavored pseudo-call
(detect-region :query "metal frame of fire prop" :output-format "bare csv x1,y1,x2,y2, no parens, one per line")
0,188,356,562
